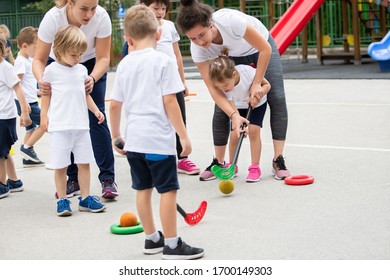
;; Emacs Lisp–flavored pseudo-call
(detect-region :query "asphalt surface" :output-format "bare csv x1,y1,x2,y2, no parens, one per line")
1,56,389,261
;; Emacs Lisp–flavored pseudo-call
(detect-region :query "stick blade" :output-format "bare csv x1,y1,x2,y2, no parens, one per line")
211,164,235,180
184,201,207,226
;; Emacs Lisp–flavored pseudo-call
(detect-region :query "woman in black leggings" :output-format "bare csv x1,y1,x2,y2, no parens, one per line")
176,0,290,181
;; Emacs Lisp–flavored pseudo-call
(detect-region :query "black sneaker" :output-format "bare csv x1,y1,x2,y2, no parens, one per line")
199,158,225,181
162,238,204,260
54,180,81,199
7,179,23,192
144,231,164,255
101,180,118,199
0,182,10,199
23,159,45,168
20,145,41,162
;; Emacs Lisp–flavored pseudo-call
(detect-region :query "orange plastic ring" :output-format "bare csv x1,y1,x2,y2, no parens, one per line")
284,175,314,186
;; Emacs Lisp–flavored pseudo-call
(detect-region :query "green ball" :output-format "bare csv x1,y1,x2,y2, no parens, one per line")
219,180,234,194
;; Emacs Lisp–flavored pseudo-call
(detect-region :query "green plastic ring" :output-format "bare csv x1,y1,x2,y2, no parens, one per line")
110,222,144,235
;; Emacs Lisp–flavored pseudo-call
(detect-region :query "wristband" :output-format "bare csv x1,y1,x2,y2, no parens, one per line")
230,111,237,119
89,75,96,84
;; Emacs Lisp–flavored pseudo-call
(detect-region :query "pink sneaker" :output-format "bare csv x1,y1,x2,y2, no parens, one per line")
178,158,200,175
226,162,239,178
272,155,291,180
246,164,261,182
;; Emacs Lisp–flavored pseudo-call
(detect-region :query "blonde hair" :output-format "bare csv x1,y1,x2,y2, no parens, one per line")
17,26,38,48
123,4,159,39
53,25,87,61
0,24,11,38
56,0,72,8
209,56,236,83
0,34,6,62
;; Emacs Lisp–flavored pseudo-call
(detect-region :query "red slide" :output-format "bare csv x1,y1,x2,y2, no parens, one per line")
270,0,325,55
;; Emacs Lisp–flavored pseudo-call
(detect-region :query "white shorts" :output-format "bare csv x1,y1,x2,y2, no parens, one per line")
49,130,95,169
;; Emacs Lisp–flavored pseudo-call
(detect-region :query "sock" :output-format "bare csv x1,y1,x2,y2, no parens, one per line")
145,231,160,243
23,144,31,149
165,236,179,249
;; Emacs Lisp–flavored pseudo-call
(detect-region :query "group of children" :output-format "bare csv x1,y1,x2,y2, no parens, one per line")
0,0,293,260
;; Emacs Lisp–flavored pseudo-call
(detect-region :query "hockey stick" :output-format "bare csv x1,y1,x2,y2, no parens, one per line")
177,201,208,226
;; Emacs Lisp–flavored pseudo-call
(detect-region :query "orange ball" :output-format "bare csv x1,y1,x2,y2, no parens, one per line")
120,212,138,227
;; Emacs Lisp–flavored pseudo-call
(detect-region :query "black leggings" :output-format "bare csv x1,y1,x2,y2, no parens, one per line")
175,91,187,160
212,35,288,146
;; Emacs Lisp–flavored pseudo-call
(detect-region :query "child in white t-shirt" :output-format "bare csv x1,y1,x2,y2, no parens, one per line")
14,26,45,167
110,5,204,260
209,55,270,182
0,34,31,199
40,25,106,216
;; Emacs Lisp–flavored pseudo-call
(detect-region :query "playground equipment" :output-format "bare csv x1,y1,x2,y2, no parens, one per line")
368,30,390,72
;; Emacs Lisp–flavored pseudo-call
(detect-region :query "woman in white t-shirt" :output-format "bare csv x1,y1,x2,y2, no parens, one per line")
176,0,290,181
32,0,118,199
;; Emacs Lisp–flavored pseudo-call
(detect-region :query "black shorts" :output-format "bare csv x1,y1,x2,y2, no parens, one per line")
0,118,17,159
126,152,180,194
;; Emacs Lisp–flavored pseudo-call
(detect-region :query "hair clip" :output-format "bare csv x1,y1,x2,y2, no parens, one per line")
213,61,222,67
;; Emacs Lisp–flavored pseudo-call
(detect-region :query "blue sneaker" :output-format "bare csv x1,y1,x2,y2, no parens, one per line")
20,145,41,163
57,198,72,216
78,196,106,213
7,179,24,192
0,182,10,199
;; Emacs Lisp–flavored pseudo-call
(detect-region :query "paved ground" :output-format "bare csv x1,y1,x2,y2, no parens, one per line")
1,58,389,260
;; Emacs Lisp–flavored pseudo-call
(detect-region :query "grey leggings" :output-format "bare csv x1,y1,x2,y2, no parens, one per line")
212,35,288,146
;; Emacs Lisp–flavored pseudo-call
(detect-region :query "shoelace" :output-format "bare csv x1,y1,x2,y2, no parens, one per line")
275,156,287,170
86,196,101,208
59,198,71,208
102,180,117,188
28,147,37,157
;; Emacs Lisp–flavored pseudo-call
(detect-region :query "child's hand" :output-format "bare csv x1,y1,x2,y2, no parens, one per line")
40,116,49,132
94,110,105,124
231,113,250,139
112,137,126,155
179,136,192,157
183,84,189,97
20,113,32,127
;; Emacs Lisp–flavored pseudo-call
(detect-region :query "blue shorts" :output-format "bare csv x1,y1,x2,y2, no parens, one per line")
15,100,41,132
0,118,17,159
126,152,180,194
236,103,267,128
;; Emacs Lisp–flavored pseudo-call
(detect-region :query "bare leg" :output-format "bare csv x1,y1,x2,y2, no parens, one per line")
77,164,90,198
273,139,285,160
25,127,45,147
23,131,33,146
0,158,6,185
160,190,177,239
214,145,227,164
55,167,67,199
136,188,156,235
249,125,261,165
228,133,238,163
6,155,17,181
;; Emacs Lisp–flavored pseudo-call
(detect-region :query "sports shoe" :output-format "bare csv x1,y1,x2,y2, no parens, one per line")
55,180,81,199
78,195,106,213
272,155,291,180
199,158,225,181
0,182,10,199
7,179,24,192
23,159,45,168
57,198,72,216
226,162,239,178
144,231,164,255
20,145,41,163
101,179,118,199
161,238,204,260
246,164,261,182
177,158,200,175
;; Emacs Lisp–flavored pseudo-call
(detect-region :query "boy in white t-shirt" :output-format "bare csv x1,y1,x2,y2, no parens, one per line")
40,25,106,216
110,5,204,260
209,55,270,182
0,34,32,199
122,0,201,176
14,26,45,167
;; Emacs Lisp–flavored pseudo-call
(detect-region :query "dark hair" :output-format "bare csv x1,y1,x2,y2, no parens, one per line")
140,0,170,11
176,0,213,34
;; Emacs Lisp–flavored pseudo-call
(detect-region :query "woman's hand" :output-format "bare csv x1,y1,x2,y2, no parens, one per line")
249,82,264,107
38,79,51,96
85,75,95,94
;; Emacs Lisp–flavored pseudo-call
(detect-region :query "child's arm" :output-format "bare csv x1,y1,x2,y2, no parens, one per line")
40,89,51,132
86,95,104,124
13,83,31,127
261,77,271,96
173,42,188,96
109,100,125,154
163,93,192,157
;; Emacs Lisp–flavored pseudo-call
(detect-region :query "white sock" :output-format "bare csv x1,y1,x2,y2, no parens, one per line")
145,231,160,243
165,236,179,249
23,144,31,149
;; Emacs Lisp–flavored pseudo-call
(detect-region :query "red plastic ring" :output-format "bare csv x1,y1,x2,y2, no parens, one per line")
284,175,314,186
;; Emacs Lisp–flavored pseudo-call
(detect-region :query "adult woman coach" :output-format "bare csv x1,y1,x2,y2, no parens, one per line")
32,0,118,199
176,0,290,181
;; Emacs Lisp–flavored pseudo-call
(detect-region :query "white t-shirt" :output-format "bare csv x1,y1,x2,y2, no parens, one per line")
226,64,267,109
156,19,180,59
191,8,269,63
0,60,19,119
42,61,89,132
14,55,37,103
111,48,184,155
38,5,112,62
